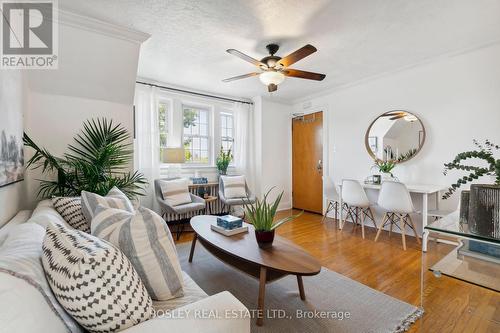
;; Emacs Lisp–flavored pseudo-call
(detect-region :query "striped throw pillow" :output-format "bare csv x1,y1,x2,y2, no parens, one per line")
42,223,153,333
81,187,134,223
222,175,247,199
91,206,184,301
159,178,192,206
51,197,89,233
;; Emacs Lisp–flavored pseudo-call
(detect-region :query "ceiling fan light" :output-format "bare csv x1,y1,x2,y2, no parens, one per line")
404,114,418,122
259,71,285,86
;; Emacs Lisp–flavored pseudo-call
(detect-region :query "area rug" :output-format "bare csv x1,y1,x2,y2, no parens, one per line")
176,242,423,333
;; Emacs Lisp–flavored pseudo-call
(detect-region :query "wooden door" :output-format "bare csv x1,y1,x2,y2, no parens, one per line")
292,112,323,213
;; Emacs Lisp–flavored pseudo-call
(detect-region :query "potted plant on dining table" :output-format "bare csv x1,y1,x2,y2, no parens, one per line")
374,160,397,180
243,188,303,249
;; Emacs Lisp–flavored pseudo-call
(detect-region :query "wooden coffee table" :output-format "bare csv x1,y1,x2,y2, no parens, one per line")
189,215,321,326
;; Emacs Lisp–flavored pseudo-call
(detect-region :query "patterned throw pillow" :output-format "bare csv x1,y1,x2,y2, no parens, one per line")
91,206,184,301
81,187,134,223
51,197,89,233
222,175,247,198
159,178,192,206
42,223,153,333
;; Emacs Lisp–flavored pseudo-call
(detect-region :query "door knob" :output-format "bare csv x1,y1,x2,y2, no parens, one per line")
317,159,323,172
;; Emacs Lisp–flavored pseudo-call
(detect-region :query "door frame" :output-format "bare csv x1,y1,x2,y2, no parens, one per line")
291,104,330,215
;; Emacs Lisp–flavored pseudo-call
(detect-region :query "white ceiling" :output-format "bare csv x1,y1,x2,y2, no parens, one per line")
60,0,500,102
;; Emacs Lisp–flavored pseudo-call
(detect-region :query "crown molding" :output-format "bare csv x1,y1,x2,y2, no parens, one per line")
57,9,150,44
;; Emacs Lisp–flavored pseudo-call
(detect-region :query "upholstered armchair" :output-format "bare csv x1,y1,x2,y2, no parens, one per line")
154,178,206,239
218,176,256,217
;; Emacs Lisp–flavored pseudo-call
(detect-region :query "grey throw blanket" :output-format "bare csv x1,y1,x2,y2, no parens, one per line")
0,223,83,333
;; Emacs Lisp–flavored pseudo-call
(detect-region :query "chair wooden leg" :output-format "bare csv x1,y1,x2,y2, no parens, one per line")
361,208,365,239
407,214,421,245
400,214,407,250
374,213,387,242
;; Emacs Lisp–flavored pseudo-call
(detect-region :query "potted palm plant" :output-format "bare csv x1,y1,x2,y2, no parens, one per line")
216,146,232,176
244,188,302,248
23,118,146,198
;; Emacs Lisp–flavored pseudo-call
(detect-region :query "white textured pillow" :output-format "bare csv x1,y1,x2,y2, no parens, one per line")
81,187,134,222
160,178,192,206
222,175,247,199
91,206,184,301
42,223,153,333
51,197,89,233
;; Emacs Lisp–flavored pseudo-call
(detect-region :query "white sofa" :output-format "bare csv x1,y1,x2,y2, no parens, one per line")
0,200,250,333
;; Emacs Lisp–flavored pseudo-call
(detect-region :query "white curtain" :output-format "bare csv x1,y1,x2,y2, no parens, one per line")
233,102,256,193
134,84,160,211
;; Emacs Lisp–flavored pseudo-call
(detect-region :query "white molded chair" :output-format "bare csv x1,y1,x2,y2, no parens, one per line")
322,177,348,223
341,179,378,239
374,181,421,250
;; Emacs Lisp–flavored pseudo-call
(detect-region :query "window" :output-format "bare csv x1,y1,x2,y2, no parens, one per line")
183,106,210,164
220,112,234,153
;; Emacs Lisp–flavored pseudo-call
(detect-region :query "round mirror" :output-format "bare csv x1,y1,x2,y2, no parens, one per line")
365,110,425,163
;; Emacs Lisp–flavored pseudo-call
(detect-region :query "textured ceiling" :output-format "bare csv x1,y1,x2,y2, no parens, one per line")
60,0,500,102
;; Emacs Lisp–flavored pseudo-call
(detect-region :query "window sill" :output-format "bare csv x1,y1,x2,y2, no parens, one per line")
160,164,236,171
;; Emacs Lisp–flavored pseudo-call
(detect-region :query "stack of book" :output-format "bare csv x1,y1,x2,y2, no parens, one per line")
211,215,248,236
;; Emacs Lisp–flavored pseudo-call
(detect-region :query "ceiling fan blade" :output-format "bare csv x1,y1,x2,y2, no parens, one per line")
278,44,317,67
222,72,259,82
268,84,278,92
226,49,266,67
381,112,406,117
284,69,326,81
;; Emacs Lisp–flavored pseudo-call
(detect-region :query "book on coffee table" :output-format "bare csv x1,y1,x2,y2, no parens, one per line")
211,223,248,236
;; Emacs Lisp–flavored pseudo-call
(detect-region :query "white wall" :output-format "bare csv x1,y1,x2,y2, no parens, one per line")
0,72,28,227
24,93,135,207
20,12,147,210
254,96,293,210
293,43,500,232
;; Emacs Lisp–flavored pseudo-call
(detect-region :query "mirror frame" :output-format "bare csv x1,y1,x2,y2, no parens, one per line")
364,110,426,164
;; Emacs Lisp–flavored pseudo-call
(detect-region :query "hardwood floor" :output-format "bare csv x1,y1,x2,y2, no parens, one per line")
175,211,500,333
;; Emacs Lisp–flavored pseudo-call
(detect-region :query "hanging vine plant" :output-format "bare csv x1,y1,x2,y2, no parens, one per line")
442,139,500,199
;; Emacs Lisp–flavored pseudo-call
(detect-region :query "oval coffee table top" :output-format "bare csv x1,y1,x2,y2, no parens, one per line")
190,215,321,276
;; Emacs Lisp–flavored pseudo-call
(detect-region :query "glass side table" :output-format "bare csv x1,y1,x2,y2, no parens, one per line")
421,212,499,332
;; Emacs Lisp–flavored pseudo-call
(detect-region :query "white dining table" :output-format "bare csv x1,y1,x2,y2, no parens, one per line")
338,182,448,252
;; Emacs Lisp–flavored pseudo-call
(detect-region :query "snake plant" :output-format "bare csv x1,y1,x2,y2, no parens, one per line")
442,139,500,199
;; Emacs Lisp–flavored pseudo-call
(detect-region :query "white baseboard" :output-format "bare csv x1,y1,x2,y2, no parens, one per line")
277,201,292,211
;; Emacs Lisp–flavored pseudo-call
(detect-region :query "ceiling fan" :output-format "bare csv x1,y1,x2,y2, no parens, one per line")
222,44,326,92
